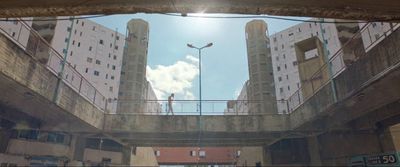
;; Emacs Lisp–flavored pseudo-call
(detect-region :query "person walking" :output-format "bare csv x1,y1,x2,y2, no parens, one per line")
167,93,174,115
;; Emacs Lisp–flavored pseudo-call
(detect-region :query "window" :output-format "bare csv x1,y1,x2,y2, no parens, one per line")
81,21,84,26
78,42,81,47
67,27,71,32
111,76,115,80
274,47,278,51
298,28,301,32
113,55,117,60
12,32,16,37
107,64,110,68
190,150,197,156
115,45,119,50
72,40,75,45
74,30,77,34
64,38,69,42
89,46,92,51
62,49,67,54
277,66,281,71
110,43,113,48
286,75,289,80
116,35,120,40
281,44,284,49
288,33,294,36
324,39,328,44
273,37,277,42
278,77,282,82
96,60,101,65
76,20,79,24
280,87,284,93
288,86,291,91
92,26,96,31
155,150,160,156
276,56,279,61
293,61,298,66
87,57,93,63
80,31,82,36
112,65,116,70
70,51,73,56
199,151,206,157
109,86,113,92
99,39,104,45
85,68,88,73
47,132,65,144
285,64,287,69
94,71,100,76
283,54,286,59
105,74,108,79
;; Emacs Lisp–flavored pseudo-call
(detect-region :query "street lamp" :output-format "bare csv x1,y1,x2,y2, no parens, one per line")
187,43,213,116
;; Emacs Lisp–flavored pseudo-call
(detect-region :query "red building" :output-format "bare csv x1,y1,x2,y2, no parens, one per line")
154,147,240,165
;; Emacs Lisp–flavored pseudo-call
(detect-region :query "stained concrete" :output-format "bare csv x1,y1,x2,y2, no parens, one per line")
0,0,399,20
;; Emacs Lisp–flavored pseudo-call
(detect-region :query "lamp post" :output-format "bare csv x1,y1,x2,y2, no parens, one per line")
187,43,213,116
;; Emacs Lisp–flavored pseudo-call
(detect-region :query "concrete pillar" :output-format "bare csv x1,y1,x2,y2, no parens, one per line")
0,129,11,153
307,136,322,166
121,146,133,165
263,147,273,166
72,136,86,161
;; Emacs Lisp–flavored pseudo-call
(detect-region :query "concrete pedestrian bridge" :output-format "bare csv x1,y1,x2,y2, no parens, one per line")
1,21,400,147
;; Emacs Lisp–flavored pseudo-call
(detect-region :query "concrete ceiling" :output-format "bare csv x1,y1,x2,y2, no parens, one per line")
0,0,400,20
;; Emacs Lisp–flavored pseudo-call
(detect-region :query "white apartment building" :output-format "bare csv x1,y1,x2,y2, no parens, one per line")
269,19,344,113
51,17,126,113
0,17,126,113
0,19,32,47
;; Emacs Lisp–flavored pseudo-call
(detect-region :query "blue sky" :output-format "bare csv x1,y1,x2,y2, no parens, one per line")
91,13,304,105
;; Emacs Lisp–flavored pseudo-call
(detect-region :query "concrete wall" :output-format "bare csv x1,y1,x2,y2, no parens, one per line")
7,139,70,157
83,148,123,164
236,147,265,166
0,32,104,132
105,114,288,133
0,153,29,166
131,147,159,166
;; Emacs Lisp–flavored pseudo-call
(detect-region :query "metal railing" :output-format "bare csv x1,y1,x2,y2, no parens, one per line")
108,99,283,115
0,18,109,111
286,22,400,113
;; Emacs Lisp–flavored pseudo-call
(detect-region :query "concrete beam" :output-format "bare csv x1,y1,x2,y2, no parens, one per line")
0,0,400,20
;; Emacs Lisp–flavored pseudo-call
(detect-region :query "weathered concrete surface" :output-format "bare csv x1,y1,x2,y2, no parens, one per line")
289,26,400,134
0,33,104,132
0,0,400,20
104,114,290,146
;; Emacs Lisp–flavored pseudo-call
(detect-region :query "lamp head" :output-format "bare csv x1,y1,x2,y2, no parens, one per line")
187,44,195,48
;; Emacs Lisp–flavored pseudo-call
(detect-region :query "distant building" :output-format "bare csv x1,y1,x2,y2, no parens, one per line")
154,147,240,165
245,20,277,115
224,80,249,115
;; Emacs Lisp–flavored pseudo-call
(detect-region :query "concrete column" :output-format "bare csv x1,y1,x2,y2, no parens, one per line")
121,146,133,165
72,136,86,161
307,136,322,166
0,129,11,153
263,147,273,166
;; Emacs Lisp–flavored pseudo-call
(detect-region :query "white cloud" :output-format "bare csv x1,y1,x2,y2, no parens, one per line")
146,55,199,100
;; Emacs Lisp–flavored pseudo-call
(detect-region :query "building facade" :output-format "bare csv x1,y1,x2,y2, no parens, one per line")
245,20,277,115
269,19,345,113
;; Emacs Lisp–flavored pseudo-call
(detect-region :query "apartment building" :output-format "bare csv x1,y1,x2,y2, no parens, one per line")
269,19,345,113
